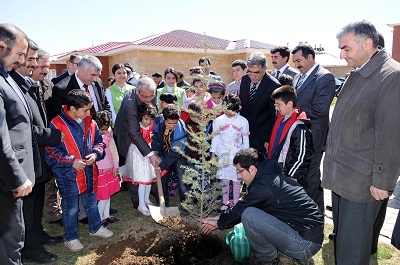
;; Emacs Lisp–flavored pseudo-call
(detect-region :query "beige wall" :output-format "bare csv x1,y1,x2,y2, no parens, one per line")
106,49,349,86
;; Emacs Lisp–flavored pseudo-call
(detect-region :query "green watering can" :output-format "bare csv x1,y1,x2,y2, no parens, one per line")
225,222,251,262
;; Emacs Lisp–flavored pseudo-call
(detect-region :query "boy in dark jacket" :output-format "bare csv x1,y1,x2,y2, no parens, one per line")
151,104,188,206
46,89,113,252
268,85,314,187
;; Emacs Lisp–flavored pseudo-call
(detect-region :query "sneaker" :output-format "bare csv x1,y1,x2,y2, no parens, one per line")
138,206,151,216
241,256,280,265
90,226,113,238
65,239,84,252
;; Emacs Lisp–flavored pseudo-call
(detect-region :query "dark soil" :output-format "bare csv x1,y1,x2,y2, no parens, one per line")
93,217,236,265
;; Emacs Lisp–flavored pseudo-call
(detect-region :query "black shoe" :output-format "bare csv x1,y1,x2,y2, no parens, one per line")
79,217,89,224
48,219,63,227
43,235,63,246
107,216,120,223
109,208,118,215
101,219,110,227
328,233,336,240
23,251,58,264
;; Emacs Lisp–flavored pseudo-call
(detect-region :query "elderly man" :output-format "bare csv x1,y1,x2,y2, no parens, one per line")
114,77,160,209
51,53,81,85
0,23,36,264
270,46,298,79
239,52,281,153
322,20,400,265
201,148,323,265
291,44,336,213
49,55,109,120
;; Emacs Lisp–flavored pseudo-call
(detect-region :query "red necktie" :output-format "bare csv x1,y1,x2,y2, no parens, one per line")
83,84,96,115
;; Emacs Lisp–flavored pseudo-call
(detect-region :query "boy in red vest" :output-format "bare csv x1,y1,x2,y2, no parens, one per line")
46,89,113,252
268,85,314,187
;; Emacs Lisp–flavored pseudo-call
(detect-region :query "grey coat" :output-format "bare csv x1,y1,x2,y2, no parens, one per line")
322,50,400,203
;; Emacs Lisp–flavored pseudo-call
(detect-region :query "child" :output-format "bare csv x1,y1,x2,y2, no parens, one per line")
159,93,177,110
206,81,226,110
124,104,158,216
45,89,113,252
268,85,314,186
227,60,247,96
152,104,188,207
210,94,249,211
93,111,120,225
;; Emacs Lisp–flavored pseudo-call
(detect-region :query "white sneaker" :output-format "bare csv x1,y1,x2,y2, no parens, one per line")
90,226,113,238
65,239,84,252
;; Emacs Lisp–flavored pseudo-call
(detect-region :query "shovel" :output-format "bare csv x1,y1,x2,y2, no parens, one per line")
148,167,180,223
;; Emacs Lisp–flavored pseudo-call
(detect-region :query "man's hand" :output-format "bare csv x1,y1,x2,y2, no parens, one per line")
264,142,269,151
200,216,220,235
73,158,86,171
85,153,97,165
13,179,33,197
370,185,390,201
149,154,160,168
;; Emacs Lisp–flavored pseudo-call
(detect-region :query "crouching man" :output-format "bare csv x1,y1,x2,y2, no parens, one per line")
200,148,323,264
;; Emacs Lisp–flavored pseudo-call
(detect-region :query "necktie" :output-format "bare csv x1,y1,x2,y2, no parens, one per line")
249,82,257,103
83,84,96,115
276,70,280,79
296,74,306,89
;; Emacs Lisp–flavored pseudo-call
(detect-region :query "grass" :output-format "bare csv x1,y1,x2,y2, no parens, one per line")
26,190,400,265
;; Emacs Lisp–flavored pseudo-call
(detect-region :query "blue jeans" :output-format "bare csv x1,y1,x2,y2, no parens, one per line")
241,207,321,261
61,191,101,242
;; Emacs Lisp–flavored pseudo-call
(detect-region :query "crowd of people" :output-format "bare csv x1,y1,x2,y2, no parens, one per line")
1,19,400,265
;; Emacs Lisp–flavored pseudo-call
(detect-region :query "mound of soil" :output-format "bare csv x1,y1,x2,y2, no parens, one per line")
93,217,226,265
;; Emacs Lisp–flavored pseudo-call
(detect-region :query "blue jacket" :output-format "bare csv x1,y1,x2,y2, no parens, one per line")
151,115,187,170
45,106,105,197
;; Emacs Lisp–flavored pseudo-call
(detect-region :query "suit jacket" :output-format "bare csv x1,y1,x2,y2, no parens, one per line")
157,80,165,89
0,66,37,192
293,64,335,154
51,71,69,85
48,73,110,120
239,73,280,153
114,89,157,158
9,70,62,184
272,65,299,79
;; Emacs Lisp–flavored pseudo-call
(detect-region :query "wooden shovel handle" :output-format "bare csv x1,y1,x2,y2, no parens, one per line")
155,167,165,209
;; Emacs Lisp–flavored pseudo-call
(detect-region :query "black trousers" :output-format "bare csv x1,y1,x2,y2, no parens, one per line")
21,181,49,257
0,190,24,264
304,151,324,214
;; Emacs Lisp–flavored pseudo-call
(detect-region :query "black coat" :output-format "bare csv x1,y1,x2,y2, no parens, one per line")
48,73,110,120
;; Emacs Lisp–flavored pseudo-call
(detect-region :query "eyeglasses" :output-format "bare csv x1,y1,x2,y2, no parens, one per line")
247,70,261,75
138,91,156,99
236,168,247,175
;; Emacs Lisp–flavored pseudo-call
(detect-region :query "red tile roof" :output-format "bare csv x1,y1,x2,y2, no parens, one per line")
52,30,276,58
77,42,132,53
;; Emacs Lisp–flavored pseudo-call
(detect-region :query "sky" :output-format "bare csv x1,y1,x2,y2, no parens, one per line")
1,0,399,58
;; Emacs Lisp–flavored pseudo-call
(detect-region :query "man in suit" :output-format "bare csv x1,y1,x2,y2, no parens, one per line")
151,72,165,89
291,44,335,213
0,23,35,264
270,46,298,79
124,63,139,87
49,55,110,120
51,53,81,85
239,52,281,153
114,77,160,209
32,49,64,228
11,46,63,263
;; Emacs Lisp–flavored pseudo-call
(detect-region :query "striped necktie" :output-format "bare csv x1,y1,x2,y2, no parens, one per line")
296,74,306,89
249,82,258,103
